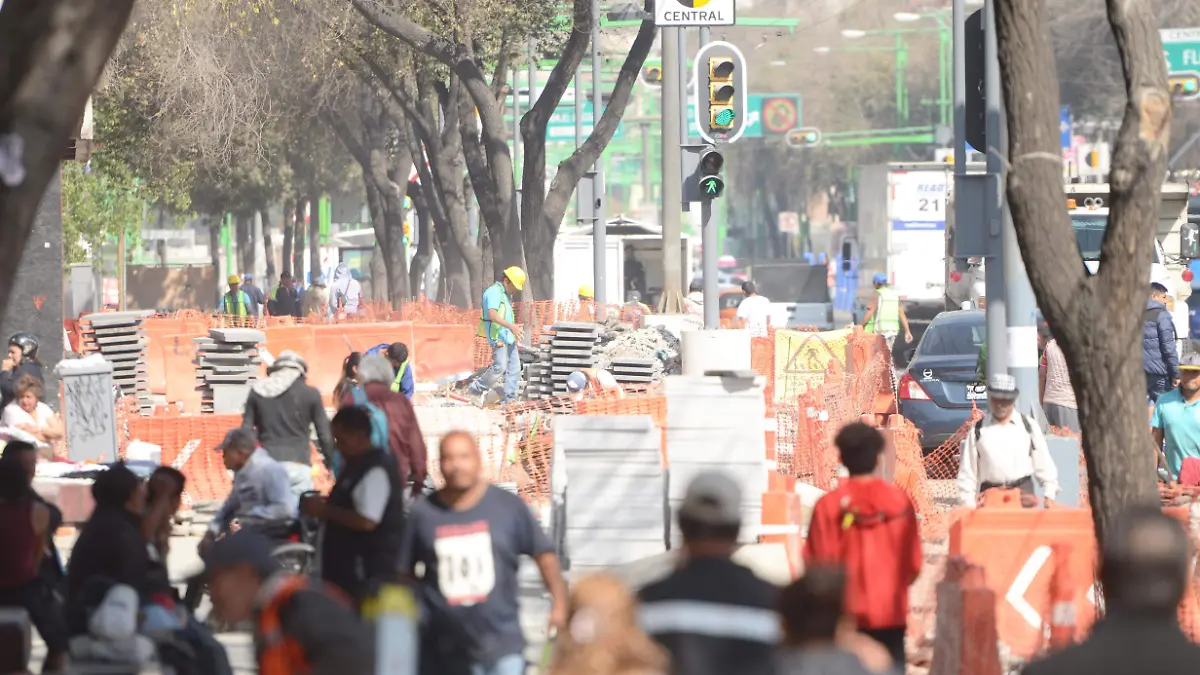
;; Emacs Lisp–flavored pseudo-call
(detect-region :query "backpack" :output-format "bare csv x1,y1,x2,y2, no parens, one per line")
350,385,390,454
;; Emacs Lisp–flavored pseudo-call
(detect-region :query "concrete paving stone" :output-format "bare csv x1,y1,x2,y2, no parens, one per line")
208,328,266,344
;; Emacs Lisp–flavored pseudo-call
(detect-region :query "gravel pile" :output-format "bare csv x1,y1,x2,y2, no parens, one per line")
595,323,682,378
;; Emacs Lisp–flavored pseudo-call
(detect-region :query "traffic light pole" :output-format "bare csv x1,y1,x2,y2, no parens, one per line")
590,0,607,317
697,27,720,328
983,0,1040,420
982,0,1008,384
660,26,685,313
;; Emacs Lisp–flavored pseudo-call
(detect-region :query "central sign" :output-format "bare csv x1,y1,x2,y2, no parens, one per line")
655,0,735,26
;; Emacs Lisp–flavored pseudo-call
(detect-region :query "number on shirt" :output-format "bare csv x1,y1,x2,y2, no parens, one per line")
433,522,496,606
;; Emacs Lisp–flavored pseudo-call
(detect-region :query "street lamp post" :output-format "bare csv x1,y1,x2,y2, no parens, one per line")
840,23,950,127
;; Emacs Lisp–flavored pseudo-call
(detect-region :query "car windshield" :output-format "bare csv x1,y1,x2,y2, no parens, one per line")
1072,213,1162,264
919,319,985,356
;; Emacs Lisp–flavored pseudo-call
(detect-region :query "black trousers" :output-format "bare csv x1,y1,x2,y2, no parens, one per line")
862,626,906,670
979,475,1035,494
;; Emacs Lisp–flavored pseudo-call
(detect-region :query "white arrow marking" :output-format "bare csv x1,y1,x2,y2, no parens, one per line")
1006,545,1052,629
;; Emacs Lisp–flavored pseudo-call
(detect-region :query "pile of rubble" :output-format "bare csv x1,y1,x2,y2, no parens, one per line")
594,322,682,381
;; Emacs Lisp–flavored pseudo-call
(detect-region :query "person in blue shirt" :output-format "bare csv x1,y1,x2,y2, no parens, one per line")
470,267,526,406
386,342,414,399
1151,353,1200,480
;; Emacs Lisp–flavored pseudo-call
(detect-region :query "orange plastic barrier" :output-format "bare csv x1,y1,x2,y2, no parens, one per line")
948,507,1198,659
411,323,475,382
929,557,1002,675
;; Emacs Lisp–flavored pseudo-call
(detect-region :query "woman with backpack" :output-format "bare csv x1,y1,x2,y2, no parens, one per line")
333,352,363,406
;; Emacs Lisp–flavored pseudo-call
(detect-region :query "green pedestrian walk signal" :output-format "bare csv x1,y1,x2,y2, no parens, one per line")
697,149,725,199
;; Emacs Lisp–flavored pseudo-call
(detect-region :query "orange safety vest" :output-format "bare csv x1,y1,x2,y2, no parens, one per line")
257,576,351,675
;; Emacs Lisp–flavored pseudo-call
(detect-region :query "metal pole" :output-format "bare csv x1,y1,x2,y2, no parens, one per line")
117,226,126,311
574,71,583,220
697,26,717,326
528,38,538,106
701,199,718,328
678,30,689,145
952,0,965,170
590,0,606,318
983,0,1008,381
661,27,684,312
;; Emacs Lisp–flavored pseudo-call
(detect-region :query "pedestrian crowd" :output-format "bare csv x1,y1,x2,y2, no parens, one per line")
214,262,363,321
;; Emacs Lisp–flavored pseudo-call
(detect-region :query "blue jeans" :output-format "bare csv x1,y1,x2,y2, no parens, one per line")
470,342,520,403
470,654,526,675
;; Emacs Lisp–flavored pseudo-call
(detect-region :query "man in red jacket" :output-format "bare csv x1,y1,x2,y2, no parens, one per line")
340,353,428,504
804,421,922,668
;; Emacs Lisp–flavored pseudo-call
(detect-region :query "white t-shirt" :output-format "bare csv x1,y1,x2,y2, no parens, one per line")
735,294,772,336
352,466,391,524
2,402,55,445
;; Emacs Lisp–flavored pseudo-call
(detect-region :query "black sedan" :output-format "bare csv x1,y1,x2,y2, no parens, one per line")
897,310,986,452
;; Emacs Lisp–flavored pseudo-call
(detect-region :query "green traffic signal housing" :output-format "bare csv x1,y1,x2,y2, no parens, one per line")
698,149,725,199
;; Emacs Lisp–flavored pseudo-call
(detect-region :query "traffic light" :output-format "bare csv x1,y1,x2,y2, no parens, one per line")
787,127,822,149
697,149,725,199
1169,73,1200,99
693,41,748,144
641,65,662,85
402,221,412,246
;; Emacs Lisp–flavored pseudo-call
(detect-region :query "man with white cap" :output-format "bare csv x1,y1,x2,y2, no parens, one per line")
956,373,1060,508
242,350,335,496
639,471,779,675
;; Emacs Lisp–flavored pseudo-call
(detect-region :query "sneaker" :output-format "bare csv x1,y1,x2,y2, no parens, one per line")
472,390,489,408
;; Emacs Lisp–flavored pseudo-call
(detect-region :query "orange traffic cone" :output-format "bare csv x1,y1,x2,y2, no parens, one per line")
1047,543,1076,650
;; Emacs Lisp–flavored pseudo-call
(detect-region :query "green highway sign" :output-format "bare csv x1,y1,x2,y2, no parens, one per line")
1162,28,1200,73
686,93,802,139
504,101,625,142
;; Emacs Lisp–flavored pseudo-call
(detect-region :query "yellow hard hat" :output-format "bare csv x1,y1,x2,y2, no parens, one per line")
503,266,526,291
227,275,241,285
578,284,594,299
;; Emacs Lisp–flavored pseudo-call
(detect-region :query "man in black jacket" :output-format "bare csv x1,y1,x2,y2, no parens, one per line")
639,471,779,675
1023,507,1200,675
301,406,405,607
1,332,44,411
242,351,334,496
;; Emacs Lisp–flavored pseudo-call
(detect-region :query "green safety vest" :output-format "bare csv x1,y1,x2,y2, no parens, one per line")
389,360,410,393
222,290,250,317
476,283,513,343
865,287,901,334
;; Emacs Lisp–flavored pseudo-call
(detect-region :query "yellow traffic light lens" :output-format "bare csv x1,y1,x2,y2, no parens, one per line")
711,108,735,128
709,58,734,81
709,83,735,104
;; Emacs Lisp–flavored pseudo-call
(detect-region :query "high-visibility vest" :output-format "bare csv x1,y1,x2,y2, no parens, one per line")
389,360,410,393
865,287,901,334
476,282,513,343
222,291,250,317
257,575,349,675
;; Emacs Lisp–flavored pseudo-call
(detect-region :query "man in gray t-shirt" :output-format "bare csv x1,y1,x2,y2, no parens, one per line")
399,431,566,675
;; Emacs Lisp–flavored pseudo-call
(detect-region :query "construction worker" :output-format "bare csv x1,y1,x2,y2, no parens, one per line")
385,342,414,399
859,273,913,358
578,284,596,320
622,290,651,326
471,267,525,406
219,275,253,318
565,368,624,402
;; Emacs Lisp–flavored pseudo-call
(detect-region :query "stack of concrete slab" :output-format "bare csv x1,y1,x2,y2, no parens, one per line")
551,415,666,573
524,341,554,400
665,374,768,546
546,322,601,395
80,310,154,415
194,328,264,414
610,357,658,386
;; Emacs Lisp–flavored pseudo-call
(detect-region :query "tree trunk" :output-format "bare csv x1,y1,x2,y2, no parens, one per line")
994,0,1169,543
308,196,320,284
516,0,657,300
292,197,306,282
409,184,434,297
281,198,294,276
262,209,276,282
0,0,135,322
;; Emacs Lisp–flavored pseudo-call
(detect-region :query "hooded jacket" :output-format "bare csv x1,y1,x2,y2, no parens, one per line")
1143,299,1180,378
329,264,361,316
242,360,334,466
804,478,922,630
340,355,428,492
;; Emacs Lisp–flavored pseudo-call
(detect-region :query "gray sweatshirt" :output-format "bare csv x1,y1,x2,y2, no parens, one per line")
777,647,881,675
